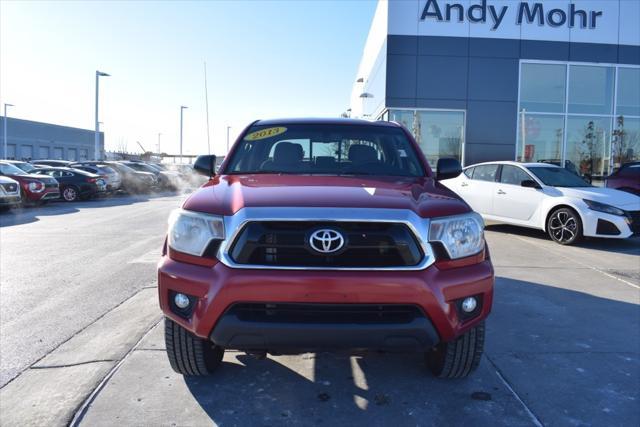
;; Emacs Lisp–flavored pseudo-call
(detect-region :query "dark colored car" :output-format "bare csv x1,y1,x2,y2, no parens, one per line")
158,118,494,379
70,163,122,192
31,160,74,167
0,161,60,203
606,162,640,195
119,161,177,190
103,161,156,194
35,167,106,202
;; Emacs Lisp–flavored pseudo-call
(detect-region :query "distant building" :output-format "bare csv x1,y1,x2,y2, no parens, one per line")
0,117,104,161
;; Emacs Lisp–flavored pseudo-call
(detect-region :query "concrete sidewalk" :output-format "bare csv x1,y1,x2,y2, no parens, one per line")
71,229,639,426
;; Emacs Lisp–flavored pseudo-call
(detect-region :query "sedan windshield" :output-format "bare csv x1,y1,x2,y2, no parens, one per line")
0,163,28,175
14,162,38,173
528,166,592,188
225,124,425,177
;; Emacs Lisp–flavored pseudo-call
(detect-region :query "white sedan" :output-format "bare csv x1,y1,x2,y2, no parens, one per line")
442,161,640,245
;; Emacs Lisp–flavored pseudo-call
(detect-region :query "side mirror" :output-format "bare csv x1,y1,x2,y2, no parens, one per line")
193,155,217,178
521,179,540,189
436,158,462,181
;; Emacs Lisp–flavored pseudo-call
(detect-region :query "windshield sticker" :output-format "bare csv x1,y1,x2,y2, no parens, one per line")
245,127,287,141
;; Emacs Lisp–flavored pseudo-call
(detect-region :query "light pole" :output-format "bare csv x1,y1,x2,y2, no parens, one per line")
95,70,110,160
3,103,14,159
226,126,232,153
180,106,188,163
157,133,162,154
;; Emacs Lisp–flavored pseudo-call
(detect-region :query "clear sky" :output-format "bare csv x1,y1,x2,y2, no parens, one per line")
0,0,377,155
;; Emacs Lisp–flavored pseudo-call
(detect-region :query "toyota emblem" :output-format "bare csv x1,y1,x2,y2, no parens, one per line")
309,229,345,254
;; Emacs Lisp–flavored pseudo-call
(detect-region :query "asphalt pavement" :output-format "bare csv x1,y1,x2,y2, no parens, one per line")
0,193,185,387
0,198,638,426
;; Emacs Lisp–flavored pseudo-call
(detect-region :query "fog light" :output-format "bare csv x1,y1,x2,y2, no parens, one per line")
461,297,477,313
174,293,190,309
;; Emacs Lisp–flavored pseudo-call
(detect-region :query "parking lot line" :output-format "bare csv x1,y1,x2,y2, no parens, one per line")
511,235,640,290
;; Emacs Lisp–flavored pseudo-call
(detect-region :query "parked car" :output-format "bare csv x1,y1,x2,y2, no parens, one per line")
606,162,640,196
0,161,60,204
2,160,40,174
34,167,106,202
103,161,156,194
119,161,177,190
159,118,493,379
442,161,640,245
71,162,122,192
31,160,74,167
0,176,22,209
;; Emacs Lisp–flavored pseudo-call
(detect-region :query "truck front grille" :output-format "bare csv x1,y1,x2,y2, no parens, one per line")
228,221,423,268
228,303,425,324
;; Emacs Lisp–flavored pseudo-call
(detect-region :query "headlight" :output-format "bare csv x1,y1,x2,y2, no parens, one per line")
429,213,485,259
583,199,625,216
27,181,45,193
167,209,225,256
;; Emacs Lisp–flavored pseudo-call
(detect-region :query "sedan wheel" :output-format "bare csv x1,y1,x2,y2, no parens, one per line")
547,208,582,245
62,187,79,202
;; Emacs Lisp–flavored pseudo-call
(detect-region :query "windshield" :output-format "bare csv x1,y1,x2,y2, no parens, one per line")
127,163,159,174
0,163,28,175
225,124,425,177
14,162,38,173
528,166,592,188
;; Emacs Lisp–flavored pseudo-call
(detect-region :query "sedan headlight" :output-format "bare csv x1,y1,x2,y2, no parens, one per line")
429,213,485,259
167,209,225,256
583,199,625,216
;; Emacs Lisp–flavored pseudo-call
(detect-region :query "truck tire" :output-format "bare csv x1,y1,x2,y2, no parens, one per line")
425,322,484,378
164,317,224,375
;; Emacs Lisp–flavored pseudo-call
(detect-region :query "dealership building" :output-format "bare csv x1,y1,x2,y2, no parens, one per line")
351,0,640,182
0,117,104,161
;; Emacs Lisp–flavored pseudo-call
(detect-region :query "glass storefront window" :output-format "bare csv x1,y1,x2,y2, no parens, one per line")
568,65,615,115
516,113,564,164
520,63,566,113
616,68,640,117
565,116,611,184
388,109,465,166
612,116,640,168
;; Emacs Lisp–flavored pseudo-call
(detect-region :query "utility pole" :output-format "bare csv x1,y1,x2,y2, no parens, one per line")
95,71,110,160
204,62,211,155
3,103,14,159
179,106,188,163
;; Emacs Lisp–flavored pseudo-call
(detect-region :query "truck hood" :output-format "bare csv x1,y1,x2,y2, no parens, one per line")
183,174,470,218
556,186,640,210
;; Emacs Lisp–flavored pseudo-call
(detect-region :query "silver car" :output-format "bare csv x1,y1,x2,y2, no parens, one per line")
0,176,22,209
71,163,122,192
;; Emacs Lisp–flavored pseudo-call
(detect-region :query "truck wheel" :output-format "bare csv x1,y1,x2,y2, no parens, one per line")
164,317,224,375
425,322,484,378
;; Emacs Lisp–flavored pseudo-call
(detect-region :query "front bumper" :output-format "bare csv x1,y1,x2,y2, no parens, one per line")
0,195,21,206
158,256,494,349
581,209,637,238
26,189,60,202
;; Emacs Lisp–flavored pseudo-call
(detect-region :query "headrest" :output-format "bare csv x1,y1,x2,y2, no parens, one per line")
348,144,378,164
315,156,336,168
273,142,303,164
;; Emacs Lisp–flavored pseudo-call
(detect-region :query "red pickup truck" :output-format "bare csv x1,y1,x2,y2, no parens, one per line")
158,118,494,379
